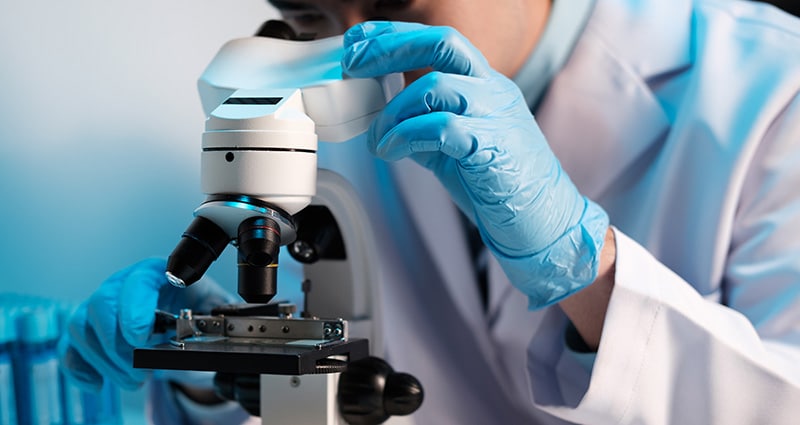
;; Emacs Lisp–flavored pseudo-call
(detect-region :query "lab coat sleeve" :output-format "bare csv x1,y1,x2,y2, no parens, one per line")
527,94,800,424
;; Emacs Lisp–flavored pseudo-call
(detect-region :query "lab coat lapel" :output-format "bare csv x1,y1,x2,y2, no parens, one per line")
390,159,490,336
385,0,693,372
535,38,672,201
388,47,676,343
535,0,692,200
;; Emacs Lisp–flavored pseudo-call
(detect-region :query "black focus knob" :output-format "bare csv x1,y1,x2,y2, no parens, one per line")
213,372,261,417
337,357,424,425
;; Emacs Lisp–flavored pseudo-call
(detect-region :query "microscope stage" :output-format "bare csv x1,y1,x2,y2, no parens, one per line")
133,337,369,375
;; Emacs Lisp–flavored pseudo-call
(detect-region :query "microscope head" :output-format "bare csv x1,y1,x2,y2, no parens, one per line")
165,32,402,304
167,89,314,303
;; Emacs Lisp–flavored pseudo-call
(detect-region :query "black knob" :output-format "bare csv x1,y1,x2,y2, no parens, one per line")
214,372,261,417
384,372,424,416
337,357,424,425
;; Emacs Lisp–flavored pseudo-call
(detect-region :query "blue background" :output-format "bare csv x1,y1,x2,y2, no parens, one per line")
0,1,286,422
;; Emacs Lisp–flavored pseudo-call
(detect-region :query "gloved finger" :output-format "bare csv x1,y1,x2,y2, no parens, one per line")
342,22,491,78
117,258,170,347
343,20,421,46
370,112,477,161
67,303,145,390
369,72,501,146
58,335,104,393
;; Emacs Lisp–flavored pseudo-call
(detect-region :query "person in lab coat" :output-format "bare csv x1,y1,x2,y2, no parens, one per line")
59,0,800,423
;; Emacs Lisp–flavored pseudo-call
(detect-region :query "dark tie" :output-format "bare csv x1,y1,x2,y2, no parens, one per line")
458,211,489,311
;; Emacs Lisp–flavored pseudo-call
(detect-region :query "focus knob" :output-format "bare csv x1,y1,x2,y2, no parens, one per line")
337,357,424,425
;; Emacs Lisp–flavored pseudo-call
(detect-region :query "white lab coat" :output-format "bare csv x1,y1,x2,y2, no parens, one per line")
374,0,800,423
164,0,800,423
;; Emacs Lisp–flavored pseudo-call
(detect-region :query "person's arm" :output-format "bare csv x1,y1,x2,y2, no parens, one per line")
527,94,800,424
558,227,616,351
530,228,800,424
341,21,609,314
340,21,800,424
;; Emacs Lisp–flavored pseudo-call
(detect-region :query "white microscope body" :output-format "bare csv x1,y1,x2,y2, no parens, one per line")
142,32,420,424
196,33,400,329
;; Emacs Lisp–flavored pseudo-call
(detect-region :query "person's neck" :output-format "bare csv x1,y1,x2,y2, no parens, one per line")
506,0,552,78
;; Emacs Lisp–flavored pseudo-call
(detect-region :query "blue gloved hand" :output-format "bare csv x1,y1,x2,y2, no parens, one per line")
58,257,237,391
341,22,609,308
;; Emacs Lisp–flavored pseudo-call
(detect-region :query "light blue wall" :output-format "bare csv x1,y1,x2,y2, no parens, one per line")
0,0,282,302
0,2,286,422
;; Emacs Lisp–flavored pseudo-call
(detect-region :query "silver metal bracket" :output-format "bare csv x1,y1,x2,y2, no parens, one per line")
134,307,368,375
170,310,347,350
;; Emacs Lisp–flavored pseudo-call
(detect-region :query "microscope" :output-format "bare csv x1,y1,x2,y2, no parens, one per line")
133,22,423,425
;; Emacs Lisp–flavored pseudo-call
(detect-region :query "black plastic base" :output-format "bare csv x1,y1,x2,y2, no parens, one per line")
133,338,369,375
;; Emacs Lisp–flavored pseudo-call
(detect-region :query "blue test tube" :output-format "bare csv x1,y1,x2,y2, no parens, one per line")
0,304,18,425
14,301,64,425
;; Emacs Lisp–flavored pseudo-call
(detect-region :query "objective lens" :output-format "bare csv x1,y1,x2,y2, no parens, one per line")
165,271,186,288
238,216,281,267
166,216,229,288
237,216,282,303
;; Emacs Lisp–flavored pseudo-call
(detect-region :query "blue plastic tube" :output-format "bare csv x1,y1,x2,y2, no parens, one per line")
0,304,18,425
13,302,63,424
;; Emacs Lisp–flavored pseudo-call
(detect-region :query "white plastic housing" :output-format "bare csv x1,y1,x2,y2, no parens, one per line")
201,89,317,216
260,374,415,425
196,34,402,221
198,35,403,143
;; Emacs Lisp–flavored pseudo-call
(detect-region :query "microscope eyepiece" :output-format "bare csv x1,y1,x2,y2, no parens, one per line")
166,216,230,288
255,19,316,41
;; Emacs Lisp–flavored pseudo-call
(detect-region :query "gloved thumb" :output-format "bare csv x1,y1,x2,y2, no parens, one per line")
118,258,171,347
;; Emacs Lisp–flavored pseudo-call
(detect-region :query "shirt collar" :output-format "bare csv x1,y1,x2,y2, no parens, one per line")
513,0,597,112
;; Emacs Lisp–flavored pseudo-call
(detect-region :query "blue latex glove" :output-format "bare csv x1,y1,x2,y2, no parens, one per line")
58,258,237,391
342,22,609,308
